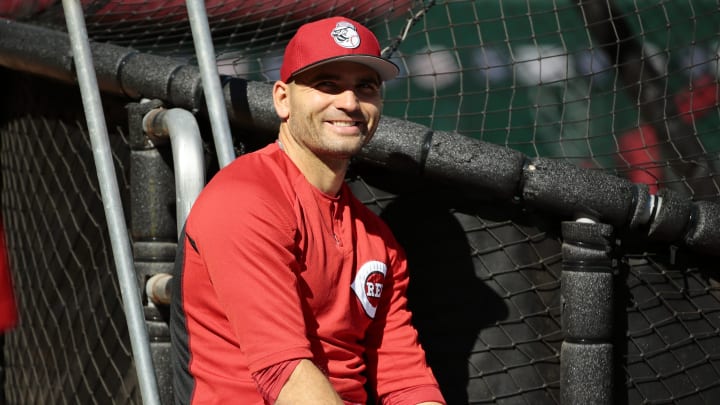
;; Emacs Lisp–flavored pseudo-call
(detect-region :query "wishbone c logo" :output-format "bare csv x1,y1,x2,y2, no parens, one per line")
350,260,387,319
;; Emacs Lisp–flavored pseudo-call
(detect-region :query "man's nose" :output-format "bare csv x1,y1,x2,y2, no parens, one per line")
335,89,360,111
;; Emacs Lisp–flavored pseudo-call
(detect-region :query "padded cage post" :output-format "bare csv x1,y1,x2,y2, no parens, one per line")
560,220,615,404
128,101,177,405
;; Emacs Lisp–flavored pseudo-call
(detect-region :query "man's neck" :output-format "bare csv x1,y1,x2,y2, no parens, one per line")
277,135,349,196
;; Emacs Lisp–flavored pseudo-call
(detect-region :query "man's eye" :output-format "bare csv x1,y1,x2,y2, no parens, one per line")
315,81,341,92
358,83,380,94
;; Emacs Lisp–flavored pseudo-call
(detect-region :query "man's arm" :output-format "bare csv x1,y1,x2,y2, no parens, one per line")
275,359,344,405
363,230,446,405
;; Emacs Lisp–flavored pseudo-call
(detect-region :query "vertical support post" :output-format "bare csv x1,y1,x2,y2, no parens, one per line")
128,100,178,405
60,1,161,404
127,103,208,404
560,219,615,405
185,0,236,168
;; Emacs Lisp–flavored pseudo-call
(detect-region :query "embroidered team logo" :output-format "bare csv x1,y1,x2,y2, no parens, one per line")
350,261,387,319
331,21,361,49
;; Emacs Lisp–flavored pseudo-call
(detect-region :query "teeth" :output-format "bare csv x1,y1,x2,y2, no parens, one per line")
330,121,357,127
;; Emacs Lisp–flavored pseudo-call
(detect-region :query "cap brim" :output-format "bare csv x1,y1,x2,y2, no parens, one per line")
291,55,399,82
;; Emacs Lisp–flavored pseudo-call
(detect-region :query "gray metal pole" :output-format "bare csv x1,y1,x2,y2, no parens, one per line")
142,108,206,307
143,108,207,237
185,0,236,168
60,1,161,404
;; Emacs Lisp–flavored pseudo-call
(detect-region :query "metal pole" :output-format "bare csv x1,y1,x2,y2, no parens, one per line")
185,0,236,168
143,108,207,237
60,1,161,404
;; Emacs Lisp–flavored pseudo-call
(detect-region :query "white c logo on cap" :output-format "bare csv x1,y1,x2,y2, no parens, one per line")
331,22,361,49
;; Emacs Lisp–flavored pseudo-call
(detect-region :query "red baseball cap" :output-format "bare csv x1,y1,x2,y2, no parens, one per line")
280,16,399,82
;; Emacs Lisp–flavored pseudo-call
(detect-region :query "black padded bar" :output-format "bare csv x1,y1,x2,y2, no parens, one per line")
523,157,637,227
683,201,720,255
224,78,279,141
561,220,615,404
0,19,204,110
356,116,433,175
562,271,614,339
561,221,615,341
423,129,526,200
560,342,613,405
358,117,526,200
4,19,720,255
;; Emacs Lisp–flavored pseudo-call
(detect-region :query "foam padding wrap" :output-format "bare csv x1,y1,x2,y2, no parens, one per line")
523,157,635,226
561,221,614,257
561,271,614,340
360,118,526,199
359,116,434,175
226,80,279,138
684,201,720,254
560,342,613,405
423,130,525,200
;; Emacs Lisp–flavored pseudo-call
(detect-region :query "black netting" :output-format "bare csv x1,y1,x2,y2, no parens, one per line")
1,0,720,404
0,70,140,404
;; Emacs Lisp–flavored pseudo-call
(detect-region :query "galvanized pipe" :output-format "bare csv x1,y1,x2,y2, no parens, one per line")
146,272,173,306
185,0,235,168
143,108,206,237
60,1,161,404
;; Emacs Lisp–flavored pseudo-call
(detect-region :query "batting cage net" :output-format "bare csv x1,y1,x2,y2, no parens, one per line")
1,0,720,404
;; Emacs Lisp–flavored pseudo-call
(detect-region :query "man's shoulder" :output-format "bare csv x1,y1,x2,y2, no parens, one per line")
204,143,294,196
186,144,294,214
185,144,300,235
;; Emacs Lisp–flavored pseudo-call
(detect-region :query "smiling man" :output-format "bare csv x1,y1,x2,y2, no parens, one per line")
171,16,445,405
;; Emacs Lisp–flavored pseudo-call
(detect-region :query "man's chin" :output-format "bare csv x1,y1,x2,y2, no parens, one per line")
329,138,367,155
318,145,363,161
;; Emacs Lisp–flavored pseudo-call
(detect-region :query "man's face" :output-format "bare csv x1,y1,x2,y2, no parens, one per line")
281,61,383,161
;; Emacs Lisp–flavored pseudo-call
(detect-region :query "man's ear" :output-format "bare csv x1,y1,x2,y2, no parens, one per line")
273,81,290,120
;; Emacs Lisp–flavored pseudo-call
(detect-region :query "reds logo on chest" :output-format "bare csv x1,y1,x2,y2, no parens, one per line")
350,261,387,319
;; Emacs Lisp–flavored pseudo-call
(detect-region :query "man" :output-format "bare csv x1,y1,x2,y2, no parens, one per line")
171,16,445,405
